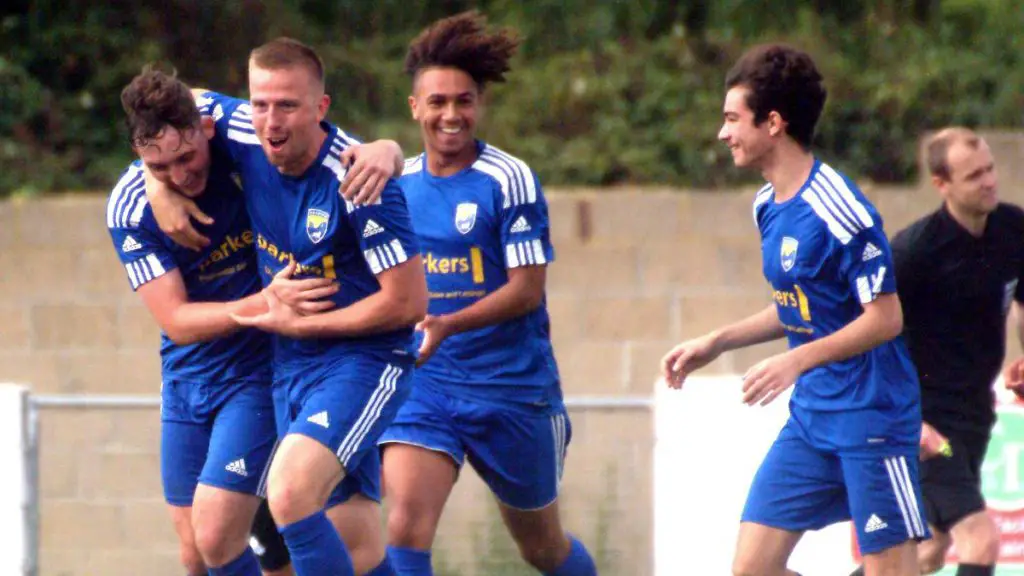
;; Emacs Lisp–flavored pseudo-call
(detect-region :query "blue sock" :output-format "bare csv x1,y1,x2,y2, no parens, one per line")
386,545,432,576
364,555,397,576
279,511,354,576
545,535,596,576
208,547,261,576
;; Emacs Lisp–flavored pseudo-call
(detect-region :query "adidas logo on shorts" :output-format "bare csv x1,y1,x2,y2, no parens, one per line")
307,411,330,428
864,513,888,533
862,242,882,262
225,458,248,477
510,216,531,233
363,219,384,238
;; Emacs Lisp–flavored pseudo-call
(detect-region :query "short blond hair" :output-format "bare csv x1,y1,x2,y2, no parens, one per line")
926,126,981,181
249,37,325,86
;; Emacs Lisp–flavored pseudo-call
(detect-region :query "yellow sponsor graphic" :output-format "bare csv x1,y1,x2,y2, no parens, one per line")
773,284,813,322
198,231,254,272
256,233,335,279
423,248,485,284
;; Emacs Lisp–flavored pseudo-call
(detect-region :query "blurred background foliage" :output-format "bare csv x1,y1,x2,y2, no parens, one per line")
1,0,1022,196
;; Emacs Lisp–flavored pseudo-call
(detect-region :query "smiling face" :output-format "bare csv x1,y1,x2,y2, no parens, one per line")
248,62,330,175
717,86,776,170
135,119,214,198
409,66,480,165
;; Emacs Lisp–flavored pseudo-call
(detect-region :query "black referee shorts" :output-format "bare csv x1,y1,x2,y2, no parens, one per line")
920,431,990,533
250,498,290,571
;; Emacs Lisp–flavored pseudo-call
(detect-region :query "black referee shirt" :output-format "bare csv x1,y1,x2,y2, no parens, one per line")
891,202,1024,435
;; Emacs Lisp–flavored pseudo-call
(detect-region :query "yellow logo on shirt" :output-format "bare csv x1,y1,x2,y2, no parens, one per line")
423,247,485,285
197,231,254,273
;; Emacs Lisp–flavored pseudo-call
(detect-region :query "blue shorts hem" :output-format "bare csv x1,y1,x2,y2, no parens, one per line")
378,439,463,468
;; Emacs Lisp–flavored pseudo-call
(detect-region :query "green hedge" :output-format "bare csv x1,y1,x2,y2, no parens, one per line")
2,0,1022,196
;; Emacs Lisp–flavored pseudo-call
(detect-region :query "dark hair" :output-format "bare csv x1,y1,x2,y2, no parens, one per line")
250,37,325,86
120,67,199,148
926,126,981,181
404,10,520,91
725,44,827,149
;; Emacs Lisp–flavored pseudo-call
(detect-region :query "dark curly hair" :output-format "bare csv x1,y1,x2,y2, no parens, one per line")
725,44,827,149
404,11,521,91
120,67,200,149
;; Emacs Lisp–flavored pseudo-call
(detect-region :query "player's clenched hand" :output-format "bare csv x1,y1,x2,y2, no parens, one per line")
339,140,402,206
143,169,213,251
741,351,800,406
1004,357,1024,396
230,288,303,337
919,422,951,460
415,314,452,367
661,335,721,389
265,260,339,315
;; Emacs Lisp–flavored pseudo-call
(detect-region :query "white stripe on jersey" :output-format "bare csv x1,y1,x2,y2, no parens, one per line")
855,275,872,304
124,262,141,289
146,253,166,277
402,155,424,176
336,364,401,467
800,188,854,245
752,183,773,226
228,118,254,131
106,166,147,228
333,128,359,148
363,248,382,274
810,179,862,237
389,239,408,264
471,145,538,208
504,240,547,268
227,128,260,145
818,163,874,228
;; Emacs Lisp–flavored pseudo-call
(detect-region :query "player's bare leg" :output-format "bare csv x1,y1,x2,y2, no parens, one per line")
382,444,458,550
949,510,1000,568
169,504,207,575
327,494,388,575
862,540,919,575
266,434,350,573
732,522,803,576
497,499,573,572
916,526,950,574
192,484,263,568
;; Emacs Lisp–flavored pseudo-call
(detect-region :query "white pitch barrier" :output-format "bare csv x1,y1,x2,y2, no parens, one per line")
654,375,856,575
0,384,32,576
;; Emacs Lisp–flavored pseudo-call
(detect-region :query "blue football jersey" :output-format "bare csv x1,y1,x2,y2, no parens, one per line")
755,159,919,413
198,91,420,370
400,141,561,405
105,159,271,384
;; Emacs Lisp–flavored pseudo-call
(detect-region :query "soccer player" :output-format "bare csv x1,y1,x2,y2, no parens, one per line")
881,127,1024,576
109,69,322,576
377,12,597,576
145,38,427,576
660,44,927,576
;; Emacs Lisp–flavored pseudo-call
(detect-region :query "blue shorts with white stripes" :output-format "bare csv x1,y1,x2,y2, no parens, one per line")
742,415,930,555
380,382,571,510
273,351,413,507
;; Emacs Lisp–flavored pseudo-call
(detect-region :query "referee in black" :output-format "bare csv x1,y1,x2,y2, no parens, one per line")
885,127,1024,576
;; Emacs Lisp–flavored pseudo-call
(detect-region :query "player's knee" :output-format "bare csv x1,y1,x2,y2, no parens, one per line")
959,529,1001,564
917,550,945,575
192,517,244,567
386,503,436,548
513,534,570,573
267,477,319,526
732,554,777,576
178,540,206,575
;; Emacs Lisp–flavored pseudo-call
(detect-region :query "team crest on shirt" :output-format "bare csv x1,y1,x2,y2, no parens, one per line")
780,236,799,272
454,202,478,235
306,208,330,244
